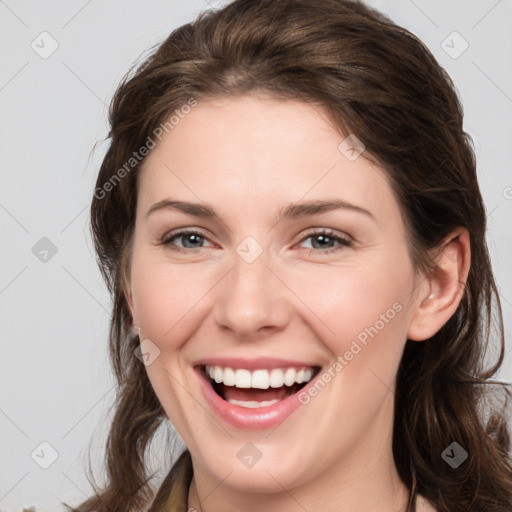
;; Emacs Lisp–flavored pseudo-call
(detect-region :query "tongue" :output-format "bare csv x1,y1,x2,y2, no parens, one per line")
220,383,300,402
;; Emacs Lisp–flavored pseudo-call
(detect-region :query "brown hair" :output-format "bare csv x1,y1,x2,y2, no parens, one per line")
65,1,512,511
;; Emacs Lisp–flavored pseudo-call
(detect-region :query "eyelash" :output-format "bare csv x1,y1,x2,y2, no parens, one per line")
160,228,352,255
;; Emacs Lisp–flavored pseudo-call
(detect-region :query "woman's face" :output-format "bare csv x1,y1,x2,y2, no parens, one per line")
126,94,423,494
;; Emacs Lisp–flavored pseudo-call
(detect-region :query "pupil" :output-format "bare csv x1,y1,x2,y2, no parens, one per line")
313,234,332,249
184,234,202,248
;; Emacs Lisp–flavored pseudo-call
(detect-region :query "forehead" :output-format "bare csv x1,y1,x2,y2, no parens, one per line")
136,94,400,225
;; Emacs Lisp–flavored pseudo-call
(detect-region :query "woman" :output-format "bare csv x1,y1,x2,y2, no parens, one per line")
67,0,512,511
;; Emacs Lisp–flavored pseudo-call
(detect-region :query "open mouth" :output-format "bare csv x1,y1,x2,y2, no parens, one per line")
200,365,321,408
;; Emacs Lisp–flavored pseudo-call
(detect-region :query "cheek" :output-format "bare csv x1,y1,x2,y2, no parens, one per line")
130,251,220,350
290,255,413,363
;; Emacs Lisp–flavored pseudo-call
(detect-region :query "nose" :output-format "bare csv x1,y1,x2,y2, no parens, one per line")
212,245,291,340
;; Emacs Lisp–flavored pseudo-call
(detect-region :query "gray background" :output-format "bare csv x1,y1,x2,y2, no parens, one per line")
1,0,511,510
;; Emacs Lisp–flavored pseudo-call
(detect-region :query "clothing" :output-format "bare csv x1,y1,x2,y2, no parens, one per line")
149,450,193,512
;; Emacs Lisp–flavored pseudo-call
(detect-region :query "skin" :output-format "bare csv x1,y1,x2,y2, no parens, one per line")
125,94,470,512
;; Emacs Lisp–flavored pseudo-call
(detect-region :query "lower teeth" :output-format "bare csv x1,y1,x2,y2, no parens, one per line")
227,398,280,408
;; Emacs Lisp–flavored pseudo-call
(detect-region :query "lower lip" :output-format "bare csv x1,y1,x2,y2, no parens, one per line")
195,367,317,430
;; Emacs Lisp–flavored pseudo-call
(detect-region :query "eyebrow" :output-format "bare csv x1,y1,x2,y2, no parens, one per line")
145,198,375,221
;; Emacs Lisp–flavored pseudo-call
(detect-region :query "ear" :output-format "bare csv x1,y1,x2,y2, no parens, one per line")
407,228,471,341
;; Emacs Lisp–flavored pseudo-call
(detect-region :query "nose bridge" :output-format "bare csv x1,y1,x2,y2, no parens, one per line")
213,238,290,337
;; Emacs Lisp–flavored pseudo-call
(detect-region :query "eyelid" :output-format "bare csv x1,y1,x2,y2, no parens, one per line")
296,227,352,244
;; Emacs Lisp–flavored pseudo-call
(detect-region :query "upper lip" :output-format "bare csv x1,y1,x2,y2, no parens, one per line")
193,357,321,371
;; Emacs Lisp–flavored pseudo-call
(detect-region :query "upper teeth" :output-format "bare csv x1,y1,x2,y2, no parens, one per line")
205,365,314,389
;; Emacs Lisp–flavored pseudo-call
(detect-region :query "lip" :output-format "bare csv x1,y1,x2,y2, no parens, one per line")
194,363,321,430
193,357,319,371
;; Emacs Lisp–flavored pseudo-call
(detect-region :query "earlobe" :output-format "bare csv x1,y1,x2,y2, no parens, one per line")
407,228,471,342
